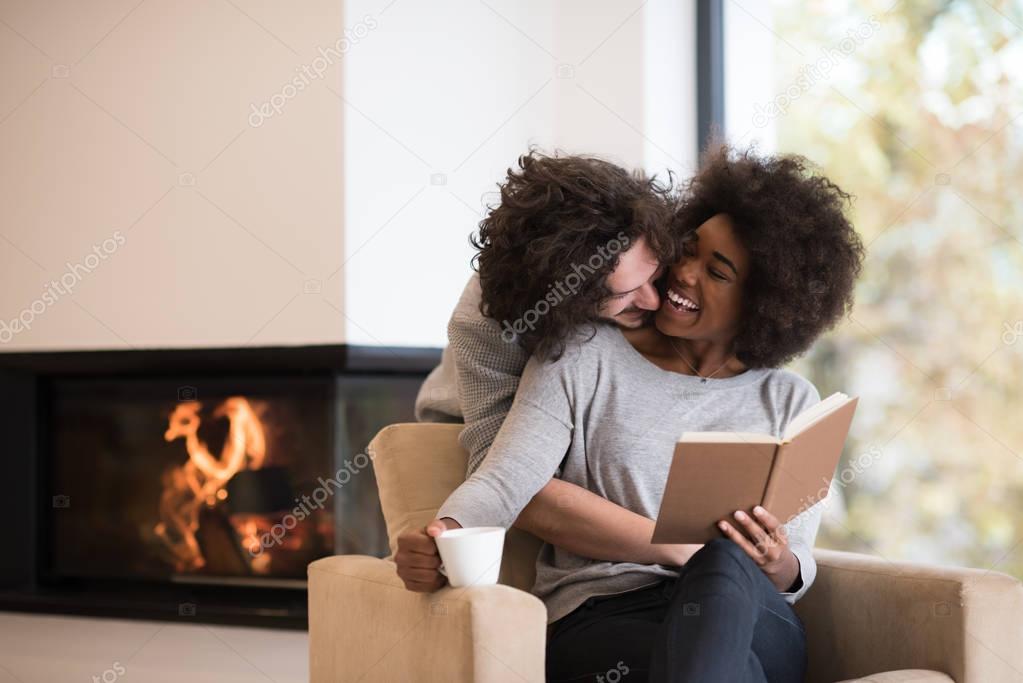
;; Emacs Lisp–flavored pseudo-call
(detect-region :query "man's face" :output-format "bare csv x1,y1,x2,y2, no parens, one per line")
598,235,664,329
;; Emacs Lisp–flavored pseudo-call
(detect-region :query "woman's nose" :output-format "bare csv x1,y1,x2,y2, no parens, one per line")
677,260,699,285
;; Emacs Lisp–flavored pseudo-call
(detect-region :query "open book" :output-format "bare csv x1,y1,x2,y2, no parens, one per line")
651,393,858,544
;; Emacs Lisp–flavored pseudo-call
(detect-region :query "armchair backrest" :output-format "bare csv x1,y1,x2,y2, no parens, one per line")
368,423,542,591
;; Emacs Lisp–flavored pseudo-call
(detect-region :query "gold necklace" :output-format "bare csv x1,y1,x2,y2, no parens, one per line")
668,337,732,384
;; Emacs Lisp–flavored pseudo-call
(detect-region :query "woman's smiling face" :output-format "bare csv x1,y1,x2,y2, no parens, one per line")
656,213,749,344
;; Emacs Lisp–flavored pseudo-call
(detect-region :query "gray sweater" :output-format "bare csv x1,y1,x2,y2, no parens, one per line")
415,274,528,474
437,324,825,624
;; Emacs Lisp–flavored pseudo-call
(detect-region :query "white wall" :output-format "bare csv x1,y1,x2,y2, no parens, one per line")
0,0,349,350
0,0,696,351
343,0,697,347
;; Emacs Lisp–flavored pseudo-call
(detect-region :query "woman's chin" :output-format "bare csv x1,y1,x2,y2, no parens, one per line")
655,308,695,337
655,301,700,335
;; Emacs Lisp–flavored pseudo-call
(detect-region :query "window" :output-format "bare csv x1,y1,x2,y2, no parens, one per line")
723,0,1023,574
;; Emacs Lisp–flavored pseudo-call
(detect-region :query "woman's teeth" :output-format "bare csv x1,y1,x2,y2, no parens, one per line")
667,290,699,312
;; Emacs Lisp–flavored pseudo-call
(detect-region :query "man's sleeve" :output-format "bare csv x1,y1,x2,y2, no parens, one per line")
414,344,462,423
448,312,528,475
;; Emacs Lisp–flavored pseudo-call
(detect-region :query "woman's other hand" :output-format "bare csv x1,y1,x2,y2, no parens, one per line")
717,506,800,593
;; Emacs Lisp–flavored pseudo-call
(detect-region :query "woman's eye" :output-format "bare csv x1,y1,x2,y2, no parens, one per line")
710,269,726,280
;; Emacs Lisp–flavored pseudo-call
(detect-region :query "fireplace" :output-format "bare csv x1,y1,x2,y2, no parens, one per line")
0,345,439,628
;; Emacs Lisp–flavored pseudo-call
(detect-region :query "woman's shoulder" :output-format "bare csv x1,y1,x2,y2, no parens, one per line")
510,325,617,422
566,322,628,354
518,324,623,394
758,367,822,408
527,323,623,367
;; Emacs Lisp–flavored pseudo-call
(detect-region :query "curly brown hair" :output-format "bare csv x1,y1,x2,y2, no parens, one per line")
472,149,678,359
673,145,865,368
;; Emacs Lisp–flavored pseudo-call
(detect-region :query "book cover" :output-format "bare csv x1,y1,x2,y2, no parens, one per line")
651,394,858,544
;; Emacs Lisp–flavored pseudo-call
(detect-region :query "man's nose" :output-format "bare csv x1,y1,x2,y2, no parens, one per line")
634,281,661,311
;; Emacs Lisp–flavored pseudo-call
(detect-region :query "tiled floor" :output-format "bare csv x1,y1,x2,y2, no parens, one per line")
0,611,307,683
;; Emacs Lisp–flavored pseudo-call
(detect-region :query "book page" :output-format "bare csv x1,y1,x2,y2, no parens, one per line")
765,397,858,523
782,392,849,441
679,432,779,444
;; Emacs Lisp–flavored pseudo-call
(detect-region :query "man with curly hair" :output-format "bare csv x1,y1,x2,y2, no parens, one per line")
403,150,685,591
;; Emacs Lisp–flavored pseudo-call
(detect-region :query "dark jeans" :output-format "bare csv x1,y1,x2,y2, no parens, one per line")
546,537,807,683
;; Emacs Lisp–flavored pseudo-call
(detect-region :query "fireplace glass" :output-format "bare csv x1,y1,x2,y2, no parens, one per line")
44,373,418,586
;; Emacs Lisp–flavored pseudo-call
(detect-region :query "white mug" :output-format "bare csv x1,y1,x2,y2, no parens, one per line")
435,526,505,588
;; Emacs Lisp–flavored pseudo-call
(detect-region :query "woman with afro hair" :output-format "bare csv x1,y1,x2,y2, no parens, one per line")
419,145,865,682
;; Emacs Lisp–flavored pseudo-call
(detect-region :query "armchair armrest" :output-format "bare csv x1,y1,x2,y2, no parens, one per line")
308,555,547,682
795,548,1023,683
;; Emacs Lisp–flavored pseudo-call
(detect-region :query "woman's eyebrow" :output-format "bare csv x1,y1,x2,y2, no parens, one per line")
713,251,739,276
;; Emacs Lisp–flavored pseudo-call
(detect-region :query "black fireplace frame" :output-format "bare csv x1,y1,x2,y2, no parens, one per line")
0,344,439,629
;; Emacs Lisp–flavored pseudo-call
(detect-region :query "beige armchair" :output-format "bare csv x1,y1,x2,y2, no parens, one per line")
308,424,1023,682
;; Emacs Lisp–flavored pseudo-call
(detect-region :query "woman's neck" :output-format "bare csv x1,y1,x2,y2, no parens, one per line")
623,326,747,379
668,337,740,375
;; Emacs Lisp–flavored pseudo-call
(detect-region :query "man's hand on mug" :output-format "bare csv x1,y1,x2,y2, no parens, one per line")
395,517,461,592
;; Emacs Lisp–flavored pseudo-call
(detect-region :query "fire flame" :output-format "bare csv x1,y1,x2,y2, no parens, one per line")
154,397,267,572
